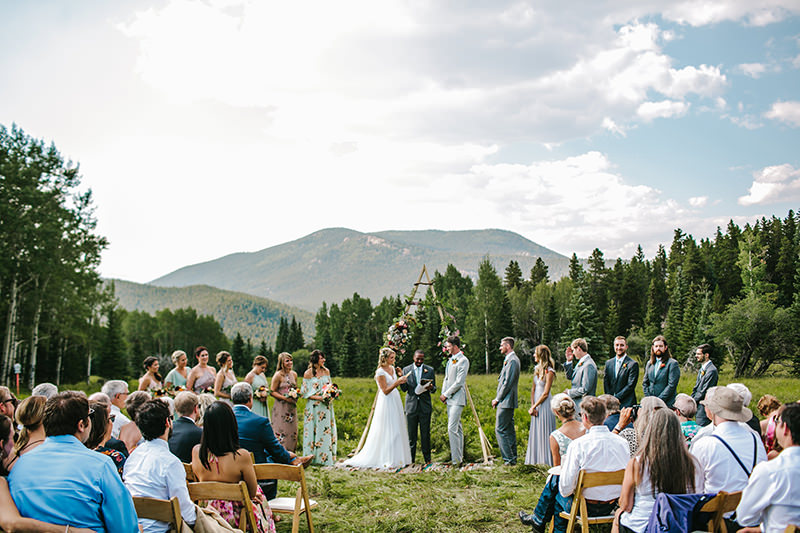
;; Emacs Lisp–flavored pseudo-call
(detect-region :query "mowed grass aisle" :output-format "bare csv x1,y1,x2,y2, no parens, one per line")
277,368,799,532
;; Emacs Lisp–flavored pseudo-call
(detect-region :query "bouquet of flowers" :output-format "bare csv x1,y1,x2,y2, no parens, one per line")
255,385,270,403
320,382,341,404
285,387,299,401
151,388,169,398
385,316,415,355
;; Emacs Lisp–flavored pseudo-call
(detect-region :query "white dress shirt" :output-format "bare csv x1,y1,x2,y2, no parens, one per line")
110,404,130,439
123,438,196,533
736,446,800,533
691,420,767,493
559,425,630,500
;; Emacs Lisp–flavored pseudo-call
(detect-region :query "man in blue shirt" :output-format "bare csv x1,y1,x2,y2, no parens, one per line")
9,391,139,533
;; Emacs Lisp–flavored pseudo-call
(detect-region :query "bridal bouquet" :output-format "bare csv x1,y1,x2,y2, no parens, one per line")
321,382,341,404
255,385,270,402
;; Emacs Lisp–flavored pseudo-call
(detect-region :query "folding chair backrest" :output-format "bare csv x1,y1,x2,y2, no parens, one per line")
183,462,197,482
253,463,316,533
784,525,800,533
188,480,258,533
699,491,743,533
133,496,183,532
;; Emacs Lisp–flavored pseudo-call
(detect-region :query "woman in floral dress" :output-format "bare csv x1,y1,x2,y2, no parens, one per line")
270,352,298,452
300,350,337,465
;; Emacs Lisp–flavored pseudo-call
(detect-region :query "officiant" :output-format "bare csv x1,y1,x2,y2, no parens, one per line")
400,349,436,464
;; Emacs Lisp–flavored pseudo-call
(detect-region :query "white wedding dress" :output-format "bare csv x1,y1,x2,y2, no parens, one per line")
343,367,411,469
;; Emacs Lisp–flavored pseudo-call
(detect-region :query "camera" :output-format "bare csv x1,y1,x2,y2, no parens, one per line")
630,404,641,421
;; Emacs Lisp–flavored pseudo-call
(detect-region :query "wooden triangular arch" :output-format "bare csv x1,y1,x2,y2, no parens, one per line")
351,264,493,464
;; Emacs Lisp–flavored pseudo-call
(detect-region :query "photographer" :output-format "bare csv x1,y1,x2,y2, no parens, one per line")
613,396,668,456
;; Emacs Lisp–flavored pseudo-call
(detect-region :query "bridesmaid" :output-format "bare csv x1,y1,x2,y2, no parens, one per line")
164,350,189,390
524,344,557,465
137,356,163,391
244,355,270,419
300,350,337,465
270,352,298,452
214,351,237,404
187,346,217,394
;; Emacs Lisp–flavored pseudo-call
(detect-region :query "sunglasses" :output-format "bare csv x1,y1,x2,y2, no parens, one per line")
109,414,116,423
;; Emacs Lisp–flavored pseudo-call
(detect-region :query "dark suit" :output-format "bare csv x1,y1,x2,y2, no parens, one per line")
168,416,202,463
691,360,718,426
400,363,436,463
233,404,293,500
603,355,639,407
642,358,680,408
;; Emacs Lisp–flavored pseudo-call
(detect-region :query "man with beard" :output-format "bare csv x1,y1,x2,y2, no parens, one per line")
642,335,681,408
691,343,718,426
124,399,196,533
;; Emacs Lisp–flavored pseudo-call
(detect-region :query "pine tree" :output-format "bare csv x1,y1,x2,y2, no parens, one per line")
466,257,513,373
569,253,583,282
644,245,668,339
98,306,129,379
314,302,332,358
289,316,304,351
561,277,603,355
504,260,523,291
275,317,289,353
530,257,550,286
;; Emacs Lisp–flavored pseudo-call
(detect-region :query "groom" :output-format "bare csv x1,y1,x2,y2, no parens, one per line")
400,349,436,464
440,335,469,465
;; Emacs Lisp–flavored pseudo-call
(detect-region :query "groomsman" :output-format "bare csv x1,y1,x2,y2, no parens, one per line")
492,337,520,465
400,349,436,464
642,335,681,408
440,335,470,465
602,336,639,408
563,338,597,414
691,343,718,426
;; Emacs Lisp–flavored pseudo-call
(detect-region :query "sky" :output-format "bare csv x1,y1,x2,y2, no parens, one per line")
1,0,799,283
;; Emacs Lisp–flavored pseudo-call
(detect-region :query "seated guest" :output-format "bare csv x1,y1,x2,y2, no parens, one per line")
757,394,783,458
169,391,203,463
101,380,131,439
691,384,761,445
191,401,276,532
0,388,17,439
736,402,800,533
539,396,629,533
615,409,704,533
8,391,138,533
519,393,585,529
614,396,667,456
124,399,196,533
600,394,630,432
119,390,150,452
196,393,216,426
31,382,58,399
231,382,311,500
86,401,127,476
0,476,97,533
728,382,762,434
87,393,128,456
691,386,767,528
4,396,46,471
0,415,15,471
673,393,699,446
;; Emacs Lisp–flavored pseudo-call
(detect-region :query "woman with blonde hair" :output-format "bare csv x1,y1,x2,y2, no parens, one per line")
3,396,46,471
214,351,237,404
343,347,411,468
524,344,557,465
615,395,668,456
164,350,189,389
270,352,298,452
615,409,704,533
245,355,270,418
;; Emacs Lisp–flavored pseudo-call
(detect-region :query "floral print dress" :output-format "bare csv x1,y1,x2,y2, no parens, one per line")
271,372,298,452
300,374,337,466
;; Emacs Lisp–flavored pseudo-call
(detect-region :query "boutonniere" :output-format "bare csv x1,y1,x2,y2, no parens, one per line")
576,361,583,368
622,363,628,369
701,370,706,376
660,362,666,369
503,360,508,366
451,358,458,364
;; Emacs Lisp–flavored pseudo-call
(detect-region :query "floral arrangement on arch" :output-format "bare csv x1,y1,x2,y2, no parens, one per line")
437,310,465,358
384,314,416,355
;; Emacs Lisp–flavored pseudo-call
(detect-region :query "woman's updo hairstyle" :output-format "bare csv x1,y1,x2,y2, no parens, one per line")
377,347,395,369
171,350,187,365
550,392,576,420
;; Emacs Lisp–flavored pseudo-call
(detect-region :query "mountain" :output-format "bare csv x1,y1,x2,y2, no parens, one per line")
150,228,570,310
110,279,315,344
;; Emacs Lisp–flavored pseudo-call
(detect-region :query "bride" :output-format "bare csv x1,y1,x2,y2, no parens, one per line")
344,347,412,469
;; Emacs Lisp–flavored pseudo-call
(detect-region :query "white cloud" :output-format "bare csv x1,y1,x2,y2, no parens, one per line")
662,1,800,26
764,100,800,126
689,196,708,207
637,100,689,121
739,164,800,205
738,62,767,78
602,117,626,136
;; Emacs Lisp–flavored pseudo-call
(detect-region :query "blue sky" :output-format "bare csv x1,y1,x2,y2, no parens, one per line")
1,0,799,282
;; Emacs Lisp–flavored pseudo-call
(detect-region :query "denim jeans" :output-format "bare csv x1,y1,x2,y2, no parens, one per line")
530,474,560,527
530,475,617,533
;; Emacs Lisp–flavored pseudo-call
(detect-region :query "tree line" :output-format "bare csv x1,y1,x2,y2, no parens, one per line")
314,212,800,378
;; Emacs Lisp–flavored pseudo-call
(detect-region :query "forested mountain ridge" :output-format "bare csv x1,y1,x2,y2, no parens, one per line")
149,228,570,310
110,279,315,345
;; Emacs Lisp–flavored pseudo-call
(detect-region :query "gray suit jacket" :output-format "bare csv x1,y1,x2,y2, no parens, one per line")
400,363,436,416
442,352,469,407
642,358,681,408
564,355,597,411
495,352,520,409
691,360,718,425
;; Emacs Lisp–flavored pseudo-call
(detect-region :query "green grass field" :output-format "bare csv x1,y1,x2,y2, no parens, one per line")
277,368,798,532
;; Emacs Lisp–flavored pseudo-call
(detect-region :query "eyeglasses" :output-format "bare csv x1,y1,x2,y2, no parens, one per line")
109,414,116,423
87,408,95,417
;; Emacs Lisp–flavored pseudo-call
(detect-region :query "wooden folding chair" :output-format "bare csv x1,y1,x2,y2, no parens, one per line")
133,495,183,533
188,480,258,533
557,469,625,533
784,525,800,533
183,462,197,482
254,463,317,533
699,491,742,533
